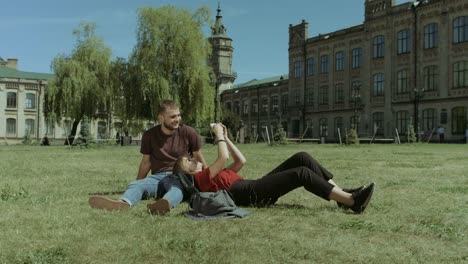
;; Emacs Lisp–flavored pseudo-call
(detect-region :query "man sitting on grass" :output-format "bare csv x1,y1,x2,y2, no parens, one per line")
88,100,207,214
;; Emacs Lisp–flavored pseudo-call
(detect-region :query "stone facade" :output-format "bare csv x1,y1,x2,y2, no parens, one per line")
0,58,127,144
222,0,468,143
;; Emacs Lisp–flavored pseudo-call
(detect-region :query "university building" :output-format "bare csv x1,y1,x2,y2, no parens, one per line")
0,58,121,144
221,0,468,142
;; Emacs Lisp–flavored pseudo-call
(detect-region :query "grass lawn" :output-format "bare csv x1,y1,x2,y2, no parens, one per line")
0,143,467,264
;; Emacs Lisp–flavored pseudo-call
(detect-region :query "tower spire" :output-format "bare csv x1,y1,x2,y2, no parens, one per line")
212,2,226,35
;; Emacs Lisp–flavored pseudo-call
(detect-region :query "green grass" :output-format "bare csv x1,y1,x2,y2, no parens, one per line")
0,143,467,264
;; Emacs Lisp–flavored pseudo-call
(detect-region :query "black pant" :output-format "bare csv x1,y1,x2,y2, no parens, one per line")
229,152,335,207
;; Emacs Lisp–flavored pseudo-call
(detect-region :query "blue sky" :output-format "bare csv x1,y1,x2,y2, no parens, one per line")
1,0,407,84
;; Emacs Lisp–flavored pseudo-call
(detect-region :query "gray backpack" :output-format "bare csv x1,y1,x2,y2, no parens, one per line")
176,172,250,218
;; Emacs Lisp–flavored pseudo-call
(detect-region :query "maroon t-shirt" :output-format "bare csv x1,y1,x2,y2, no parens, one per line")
140,124,201,174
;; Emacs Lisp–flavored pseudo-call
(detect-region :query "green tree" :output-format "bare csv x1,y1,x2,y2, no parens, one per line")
109,57,148,138
46,22,112,145
221,107,241,139
130,5,214,126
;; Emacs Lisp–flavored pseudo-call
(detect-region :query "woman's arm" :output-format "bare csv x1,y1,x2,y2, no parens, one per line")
207,123,229,179
192,150,208,169
222,125,246,173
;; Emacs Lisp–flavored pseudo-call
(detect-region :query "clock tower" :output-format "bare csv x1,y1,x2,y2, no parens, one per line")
208,3,236,95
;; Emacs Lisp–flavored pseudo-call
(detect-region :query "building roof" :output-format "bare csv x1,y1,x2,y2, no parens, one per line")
0,66,53,80
232,74,289,89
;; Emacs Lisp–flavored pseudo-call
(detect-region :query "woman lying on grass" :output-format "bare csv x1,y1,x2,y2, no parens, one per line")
170,123,375,214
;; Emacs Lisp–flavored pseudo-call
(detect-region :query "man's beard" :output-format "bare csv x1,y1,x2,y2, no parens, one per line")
162,120,179,131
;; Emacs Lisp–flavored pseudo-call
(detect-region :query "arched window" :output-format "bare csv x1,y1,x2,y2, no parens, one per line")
6,118,16,135
397,29,410,54
423,65,439,91
453,16,468,44
373,73,385,96
372,112,384,136
395,111,409,135
319,118,328,137
25,93,36,109
25,119,35,136
373,35,385,58
7,92,17,108
397,70,409,94
422,108,436,131
452,61,468,88
97,121,107,139
334,117,343,137
452,107,467,134
424,23,438,49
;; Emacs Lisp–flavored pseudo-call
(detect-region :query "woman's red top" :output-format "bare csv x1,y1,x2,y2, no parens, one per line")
193,167,243,192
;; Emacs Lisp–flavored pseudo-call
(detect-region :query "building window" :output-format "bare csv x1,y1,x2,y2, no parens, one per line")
261,98,268,114
46,119,55,137
234,101,240,115
7,92,17,108
350,116,361,132
63,120,72,137
424,23,438,49
351,81,362,100
305,85,313,105
281,95,288,113
320,55,329,74
295,91,300,105
422,108,436,131
423,65,439,91
397,70,409,94
351,48,362,69
334,117,343,137
243,100,249,115
6,118,16,135
252,99,258,114
319,86,329,105
452,107,467,134
395,111,409,135
335,83,344,103
25,93,36,109
373,35,385,58
319,118,328,137
453,16,468,44
335,51,344,71
372,73,385,96
25,119,35,137
453,61,468,88
225,102,232,111
372,112,384,136
97,121,107,139
307,58,315,76
294,61,302,78
271,96,279,114
397,29,410,54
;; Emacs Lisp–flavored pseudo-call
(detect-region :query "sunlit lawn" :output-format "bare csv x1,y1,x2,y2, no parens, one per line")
0,143,466,263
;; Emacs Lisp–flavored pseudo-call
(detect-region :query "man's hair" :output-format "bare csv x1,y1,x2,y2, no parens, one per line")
158,100,178,115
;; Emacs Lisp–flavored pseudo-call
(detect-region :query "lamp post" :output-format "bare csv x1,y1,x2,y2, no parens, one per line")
351,84,361,130
210,72,221,122
412,88,425,140
411,1,423,141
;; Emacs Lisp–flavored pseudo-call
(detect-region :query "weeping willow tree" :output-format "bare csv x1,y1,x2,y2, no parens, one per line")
46,22,112,144
130,5,214,125
109,57,147,136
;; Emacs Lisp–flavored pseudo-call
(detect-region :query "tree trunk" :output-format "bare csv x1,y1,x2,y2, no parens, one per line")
64,119,81,145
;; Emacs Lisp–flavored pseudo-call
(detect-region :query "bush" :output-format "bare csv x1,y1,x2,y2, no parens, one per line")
407,124,417,143
346,128,359,145
271,127,287,145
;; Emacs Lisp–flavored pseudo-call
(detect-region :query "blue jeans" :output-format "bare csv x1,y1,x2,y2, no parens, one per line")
120,172,183,208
